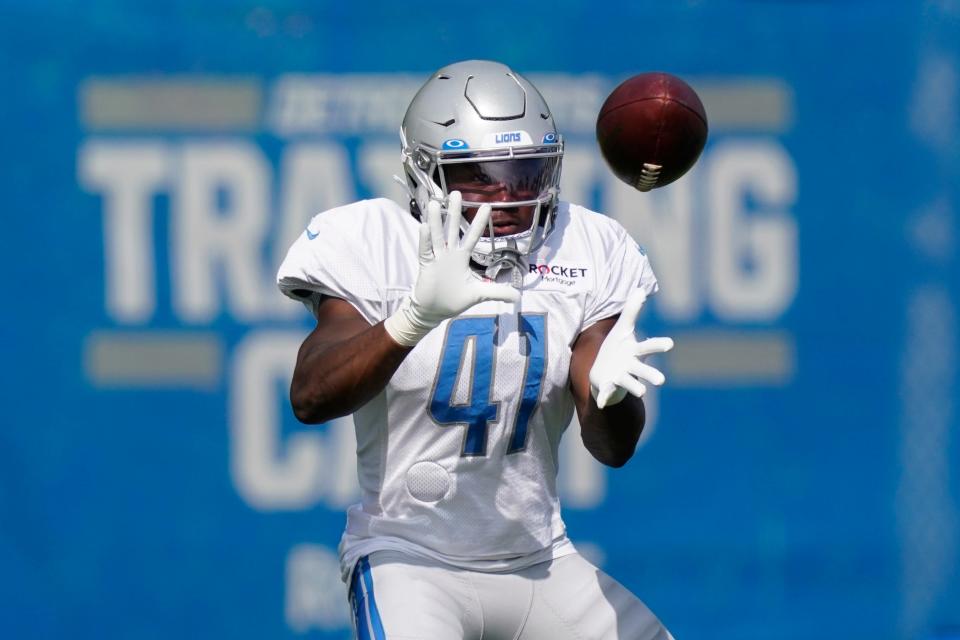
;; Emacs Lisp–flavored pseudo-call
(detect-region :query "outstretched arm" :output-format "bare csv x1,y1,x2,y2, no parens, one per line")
568,290,673,467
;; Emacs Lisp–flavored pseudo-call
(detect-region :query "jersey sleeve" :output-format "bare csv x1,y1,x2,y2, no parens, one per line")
276,206,387,325
582,225,659,330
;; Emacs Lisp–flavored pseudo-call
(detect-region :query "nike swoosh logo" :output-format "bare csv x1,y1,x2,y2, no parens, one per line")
305,228,319,240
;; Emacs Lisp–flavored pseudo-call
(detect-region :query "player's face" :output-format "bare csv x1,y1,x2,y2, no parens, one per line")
443,157,557,237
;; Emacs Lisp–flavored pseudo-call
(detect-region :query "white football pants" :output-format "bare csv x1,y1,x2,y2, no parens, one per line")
348,550,674,640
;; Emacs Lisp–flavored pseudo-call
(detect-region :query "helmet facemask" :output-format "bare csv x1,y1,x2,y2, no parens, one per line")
400,134,564,287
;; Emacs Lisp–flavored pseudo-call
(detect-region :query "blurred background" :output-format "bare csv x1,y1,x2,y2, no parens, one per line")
1,1,958,638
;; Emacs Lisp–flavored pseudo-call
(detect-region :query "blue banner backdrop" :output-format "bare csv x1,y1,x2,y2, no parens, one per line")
1,2,958,639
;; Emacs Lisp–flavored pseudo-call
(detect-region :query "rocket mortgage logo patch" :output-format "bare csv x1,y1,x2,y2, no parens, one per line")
529,263,589,286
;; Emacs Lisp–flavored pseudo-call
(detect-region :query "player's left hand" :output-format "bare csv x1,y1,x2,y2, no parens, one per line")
589,289,674,409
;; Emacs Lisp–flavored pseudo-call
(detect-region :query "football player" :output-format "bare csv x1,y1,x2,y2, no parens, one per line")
278,60,675,640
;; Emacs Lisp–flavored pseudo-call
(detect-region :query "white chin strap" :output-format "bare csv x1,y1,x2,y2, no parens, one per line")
475,237,526,288
462,196,553,288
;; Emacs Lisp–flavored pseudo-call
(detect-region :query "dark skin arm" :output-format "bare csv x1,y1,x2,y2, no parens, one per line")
568,315,646,468
290,295,412,424
292,297,645,468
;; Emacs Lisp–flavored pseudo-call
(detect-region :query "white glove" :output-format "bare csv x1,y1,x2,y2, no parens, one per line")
384,191,520,346
589,289,674,409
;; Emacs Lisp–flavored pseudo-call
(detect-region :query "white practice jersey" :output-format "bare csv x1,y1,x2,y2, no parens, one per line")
277,198,658,580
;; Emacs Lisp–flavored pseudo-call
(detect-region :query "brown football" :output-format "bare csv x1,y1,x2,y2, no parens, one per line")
596,72,708,191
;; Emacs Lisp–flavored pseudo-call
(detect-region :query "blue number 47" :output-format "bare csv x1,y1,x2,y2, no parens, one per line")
428,314,546,457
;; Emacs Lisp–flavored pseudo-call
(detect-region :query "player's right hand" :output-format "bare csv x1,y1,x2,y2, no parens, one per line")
384,191,520,346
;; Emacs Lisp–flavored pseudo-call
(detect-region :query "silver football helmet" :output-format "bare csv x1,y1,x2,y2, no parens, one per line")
399,60,564,285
